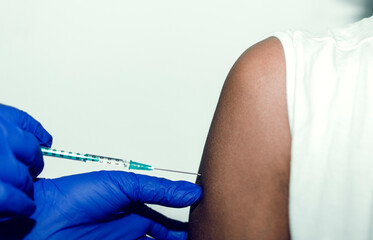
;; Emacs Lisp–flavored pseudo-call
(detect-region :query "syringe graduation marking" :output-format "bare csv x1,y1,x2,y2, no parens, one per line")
86,153,129,167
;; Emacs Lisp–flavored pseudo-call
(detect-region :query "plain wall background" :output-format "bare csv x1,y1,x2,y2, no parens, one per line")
0,0,370,222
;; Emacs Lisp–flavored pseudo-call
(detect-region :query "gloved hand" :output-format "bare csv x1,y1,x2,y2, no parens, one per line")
1,171,202,240
0,104,53,219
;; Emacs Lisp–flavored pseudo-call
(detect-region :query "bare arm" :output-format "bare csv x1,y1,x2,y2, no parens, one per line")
189,37,291,239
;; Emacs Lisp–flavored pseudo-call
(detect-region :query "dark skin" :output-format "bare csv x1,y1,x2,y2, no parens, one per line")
189,37,291,239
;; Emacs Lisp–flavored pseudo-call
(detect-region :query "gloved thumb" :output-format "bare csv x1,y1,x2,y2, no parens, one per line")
94,171,202,208
124,172,202,207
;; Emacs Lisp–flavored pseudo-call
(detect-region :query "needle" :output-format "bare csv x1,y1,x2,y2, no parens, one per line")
154,168,201,176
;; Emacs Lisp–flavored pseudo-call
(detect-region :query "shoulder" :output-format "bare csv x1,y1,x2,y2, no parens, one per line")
222,37,286,109
229,37,285,82
226,37,285,90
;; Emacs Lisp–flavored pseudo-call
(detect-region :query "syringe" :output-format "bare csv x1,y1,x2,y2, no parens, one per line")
41,147,200,176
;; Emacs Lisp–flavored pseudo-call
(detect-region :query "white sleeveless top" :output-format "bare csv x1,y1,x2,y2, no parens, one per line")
274,16,373,239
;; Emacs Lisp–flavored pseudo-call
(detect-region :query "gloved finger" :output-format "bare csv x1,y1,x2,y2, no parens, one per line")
62,213,187,240
8,131,44,178
147,220,187,240
110,214,187,240
131,203,188,240
0,147,34,197
0,181,36,218
124,172,202,207
0,104,52,147
1,116,45,178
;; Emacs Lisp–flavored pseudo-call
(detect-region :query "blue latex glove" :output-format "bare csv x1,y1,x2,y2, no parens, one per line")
1,171,202,240
0,104,53,219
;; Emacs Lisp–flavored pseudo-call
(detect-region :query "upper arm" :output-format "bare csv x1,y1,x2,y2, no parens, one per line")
188,37,291,239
